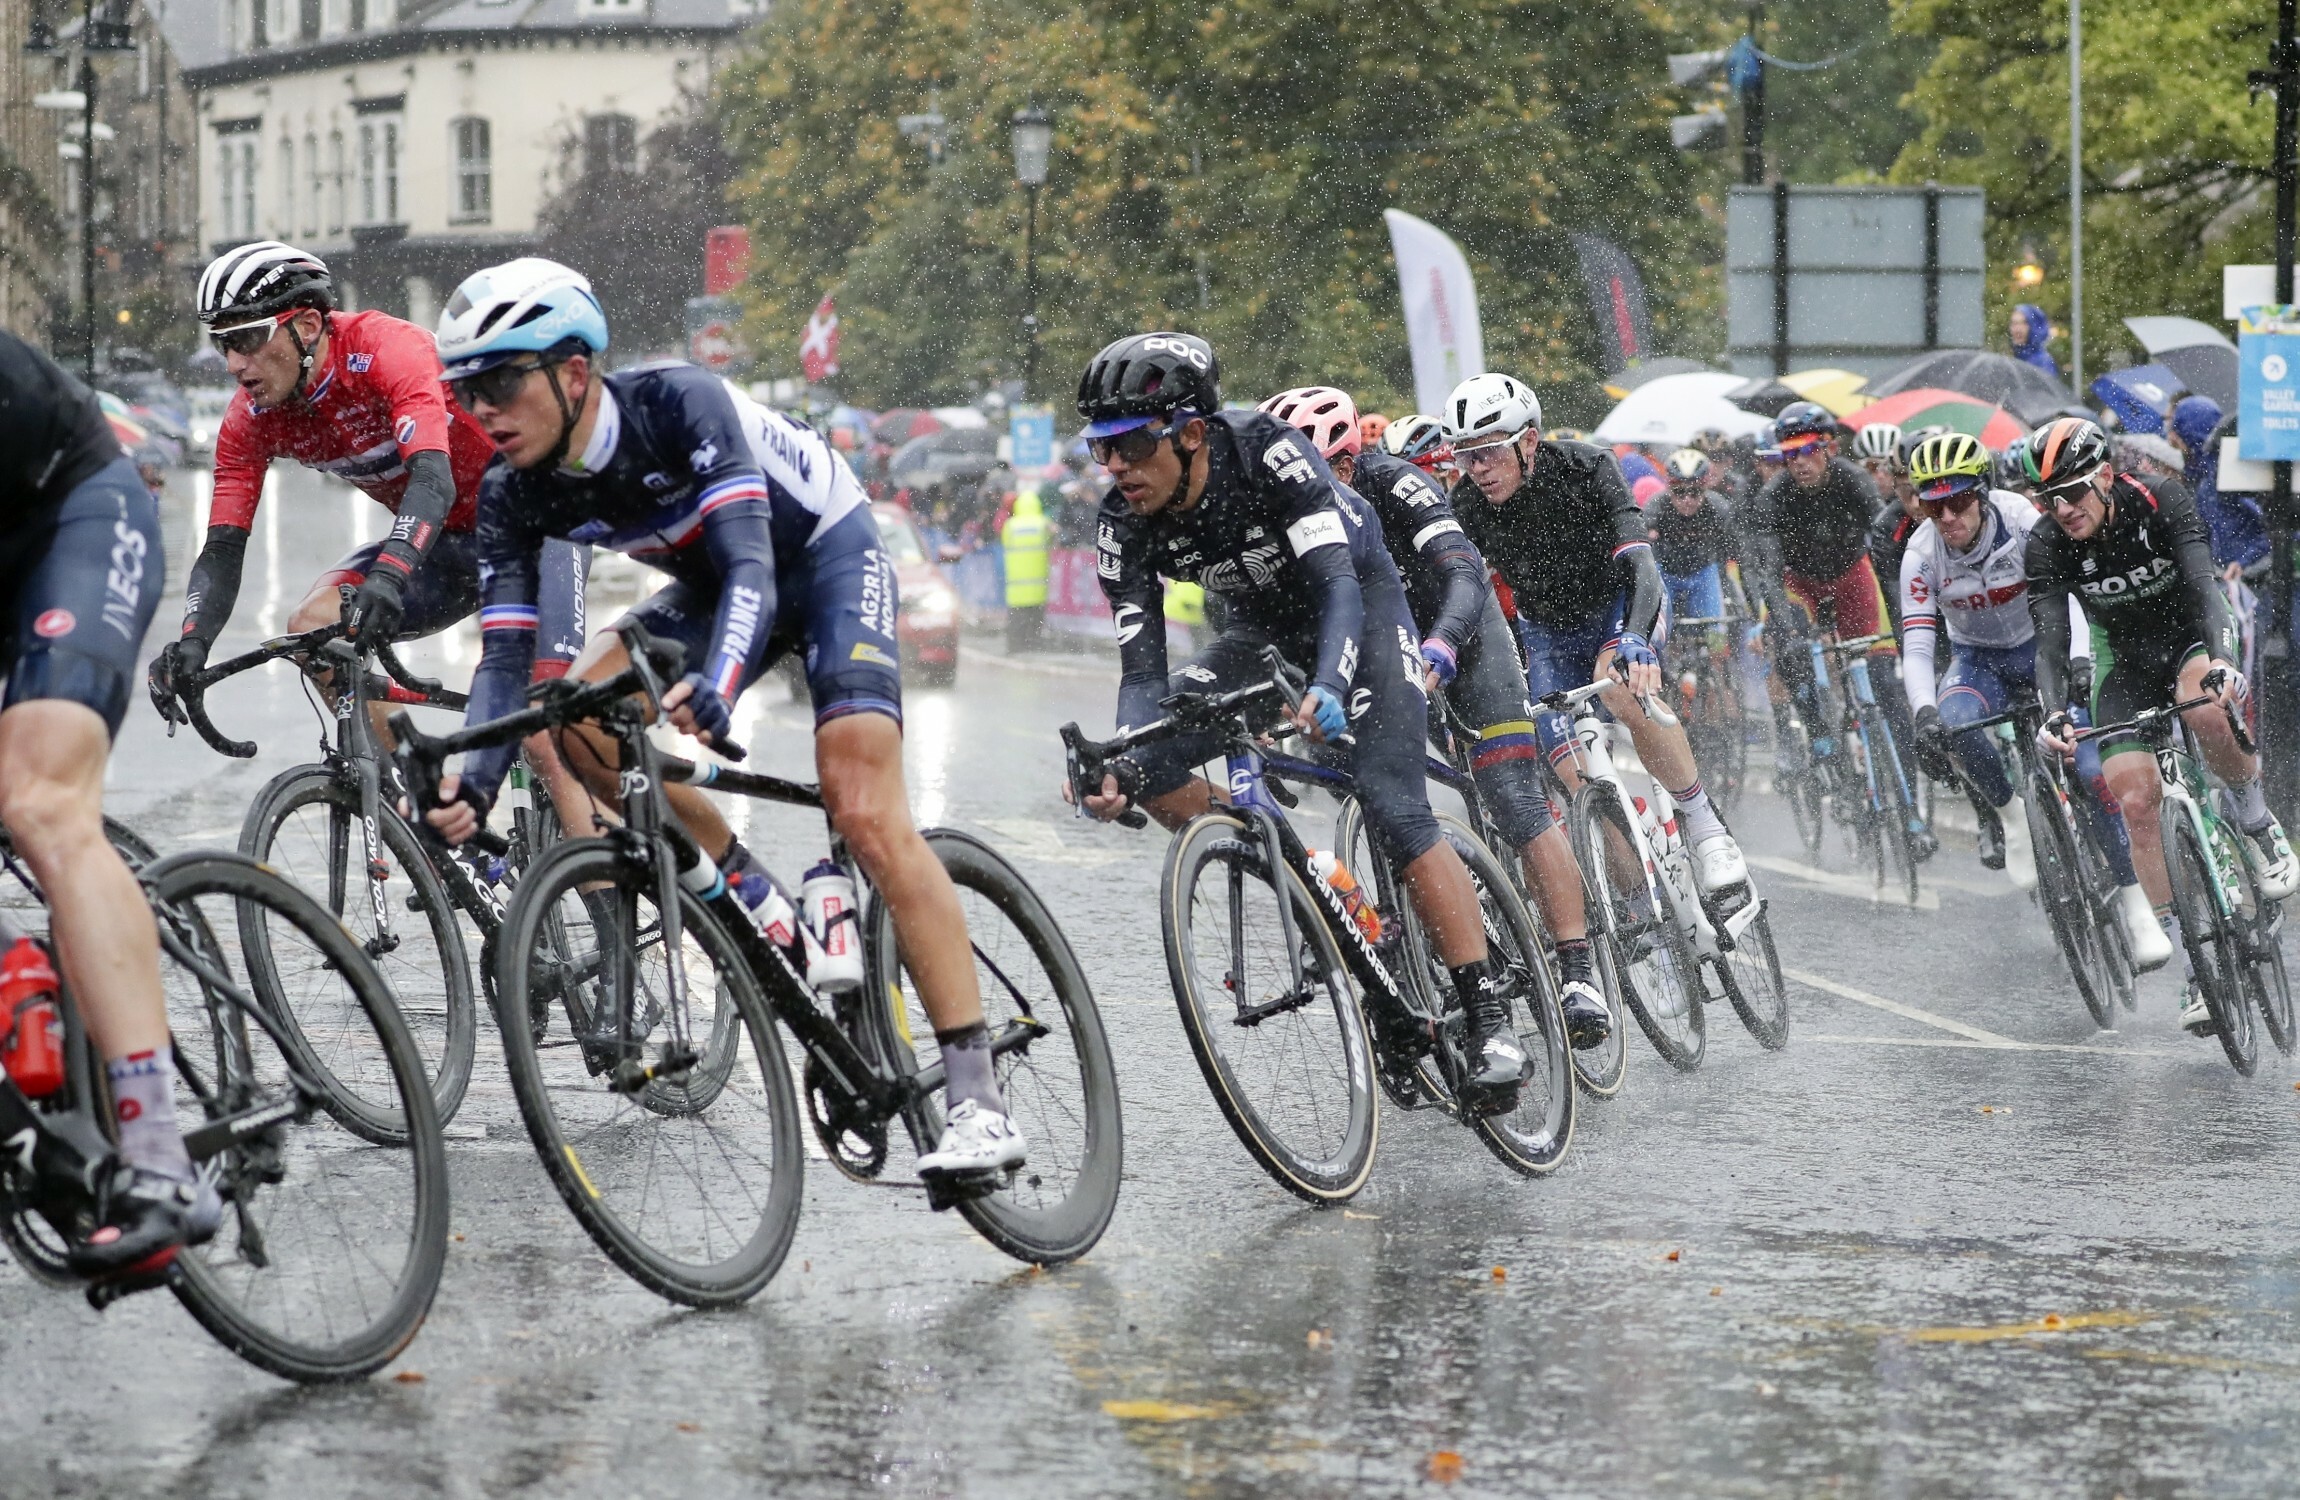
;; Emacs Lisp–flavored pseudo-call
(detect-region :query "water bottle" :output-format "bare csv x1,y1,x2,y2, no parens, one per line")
1,936,65,1099
800,858,865,993
1307,850,1383,944
502,761,533,817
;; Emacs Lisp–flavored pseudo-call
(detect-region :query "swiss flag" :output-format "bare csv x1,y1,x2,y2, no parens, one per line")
800,295,841,384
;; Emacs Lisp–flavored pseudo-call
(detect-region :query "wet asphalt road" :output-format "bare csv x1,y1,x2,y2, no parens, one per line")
8,468,2300,1499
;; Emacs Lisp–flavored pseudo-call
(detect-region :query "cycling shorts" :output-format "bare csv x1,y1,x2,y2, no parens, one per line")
1663,565,1726,633
1444,590,1557,848
1783,555,1894,656
622,505,902,728
2090,625,2207,761
319,532,589,674
1518,590,1673,768
1937,640,2104,808
1,456,163,737
1134,559,1441,867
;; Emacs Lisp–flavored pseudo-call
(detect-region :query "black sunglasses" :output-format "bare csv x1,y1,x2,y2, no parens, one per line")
1917,485,1984,516
451,360,546,411
209,315,285,358
1088,421,1173,467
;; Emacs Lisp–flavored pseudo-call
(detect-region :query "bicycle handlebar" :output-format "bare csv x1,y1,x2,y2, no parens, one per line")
1057,646,1305,831
162,618,470,760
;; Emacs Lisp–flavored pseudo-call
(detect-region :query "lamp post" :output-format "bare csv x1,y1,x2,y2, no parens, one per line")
1010,104,1051,401
27,0,133,380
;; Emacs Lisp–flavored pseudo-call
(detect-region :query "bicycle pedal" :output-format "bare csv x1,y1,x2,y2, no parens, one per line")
921,1165,1013,1212
85,1250,181,1311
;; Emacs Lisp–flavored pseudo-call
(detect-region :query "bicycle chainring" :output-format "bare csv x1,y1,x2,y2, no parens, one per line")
803,1053,889,1182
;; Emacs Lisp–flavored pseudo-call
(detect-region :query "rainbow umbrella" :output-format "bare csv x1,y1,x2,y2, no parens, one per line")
96,390,147,451
1851,387,2027,449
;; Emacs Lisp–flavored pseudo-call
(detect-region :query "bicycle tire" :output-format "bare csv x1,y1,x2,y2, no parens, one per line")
861,829,1122,1265
2229,852,2296,1056
1716,901,1791,1050
148,852,449,1383
240,765,477,1125
1775,725,1827,856
1870,719,1923,907
1332,799,1468,1111
1161,812,1377,1204
2163,808,2257,1076
1567,784,1705,1071
1441,818,1574,1176
2025,776,2113,1028
495,837,805,1305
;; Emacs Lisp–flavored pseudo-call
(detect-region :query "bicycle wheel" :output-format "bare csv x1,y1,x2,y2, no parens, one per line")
1870,720,1923,907
1775,726,1826,856
148,852,448,1383
1162,812,1378,1204
1568,784,1705,1071
2025,776,2113,1028
496,838,805,1305
1716,900,1790,1049
241,765,477,1125
2230,855,2296,1056
2163,808,2256,1076
862,829,1122,1265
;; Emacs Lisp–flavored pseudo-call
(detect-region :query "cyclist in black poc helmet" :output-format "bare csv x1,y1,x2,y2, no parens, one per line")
1069,332,1541,1111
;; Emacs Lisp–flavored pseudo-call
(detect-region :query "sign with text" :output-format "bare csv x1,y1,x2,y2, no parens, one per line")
2238,305,2300,462
1009,407,1054,470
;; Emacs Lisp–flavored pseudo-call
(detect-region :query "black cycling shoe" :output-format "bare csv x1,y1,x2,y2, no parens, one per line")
68,1165,221,1279
1974,804,2006,871
1909,823,1941,863
1559,979,1612,1050
1459,974,1530,1115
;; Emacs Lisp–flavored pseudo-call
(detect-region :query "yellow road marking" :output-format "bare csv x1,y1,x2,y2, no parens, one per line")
1903,1310,2153,1343
1101,1400,1233,1422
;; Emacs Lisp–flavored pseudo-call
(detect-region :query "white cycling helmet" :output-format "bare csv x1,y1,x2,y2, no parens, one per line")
435,257,609,380
1442,372,1542,450
1852,421,1904,464
196,240,333,327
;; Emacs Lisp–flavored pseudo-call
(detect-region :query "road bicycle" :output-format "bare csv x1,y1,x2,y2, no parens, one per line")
2075,677,2292,1076
1059,648,1574,1200
1537,679,1790,1071
1964,700,2136,1028
1667,610,1751,813
0,830,446,1382
395,620,1119,1305
160,613,559,1124
1777,630,1928,903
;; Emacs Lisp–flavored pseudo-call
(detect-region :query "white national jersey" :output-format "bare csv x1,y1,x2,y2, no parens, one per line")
1900,490,2045,651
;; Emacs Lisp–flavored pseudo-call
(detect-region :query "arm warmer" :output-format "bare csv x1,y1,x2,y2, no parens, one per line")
179,525,251,648
1421,532,1488,657
1299,536,1365,701
2031,578,2074,712
458,624,537,804
370,449,457,581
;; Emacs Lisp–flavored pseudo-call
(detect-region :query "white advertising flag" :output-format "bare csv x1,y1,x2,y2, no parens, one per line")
1384,209,1486,414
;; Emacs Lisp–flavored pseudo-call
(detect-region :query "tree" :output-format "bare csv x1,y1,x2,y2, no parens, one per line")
1891,0,2272,375
717,0,1731,422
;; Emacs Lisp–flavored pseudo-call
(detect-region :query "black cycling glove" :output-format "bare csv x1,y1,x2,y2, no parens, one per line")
349,565,408,647
147,637,208,724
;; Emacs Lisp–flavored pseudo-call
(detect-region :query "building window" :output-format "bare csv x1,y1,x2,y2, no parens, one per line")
328,129,345,232
240,140,258,237
304,131,320,237
582,113,637,178
357,119,401,224
298,0,319,37
249,0,268,48
451,117,491,224
217,137,235,235
278,137,294,237
348,0,364,29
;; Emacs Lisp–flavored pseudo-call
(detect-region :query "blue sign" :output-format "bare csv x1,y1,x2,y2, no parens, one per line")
2238,306,2300,462
1010,407,1054,470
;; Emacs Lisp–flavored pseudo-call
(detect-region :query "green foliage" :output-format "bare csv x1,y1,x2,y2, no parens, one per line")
717,0,1729,422
1891,0,2272,373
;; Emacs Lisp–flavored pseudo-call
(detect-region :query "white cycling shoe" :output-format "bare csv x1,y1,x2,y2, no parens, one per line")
2117,884,2174,972
2240,817,2300,902
916,1099,1028,1179
2000,797,2036,892
1692,830,1750,898
2178,986,2217,1037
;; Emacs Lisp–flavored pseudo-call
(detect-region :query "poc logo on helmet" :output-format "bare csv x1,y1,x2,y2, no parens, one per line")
1140,336,1209,370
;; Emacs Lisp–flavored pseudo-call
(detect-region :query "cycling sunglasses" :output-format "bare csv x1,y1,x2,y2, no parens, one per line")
1917,485,1984,517
208,313,287,358
1087,421,1174,467
450,359,546,412
2042,478,2099,512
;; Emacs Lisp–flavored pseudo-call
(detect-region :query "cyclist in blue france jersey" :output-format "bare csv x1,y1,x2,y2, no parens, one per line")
1068,333,1536,1109
413,259,1024,1177
1259,386,1611,1049
1442,373,1752,907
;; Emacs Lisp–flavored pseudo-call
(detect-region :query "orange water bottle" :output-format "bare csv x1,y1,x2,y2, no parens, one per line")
1308,850,1383,944
1,936,65,1099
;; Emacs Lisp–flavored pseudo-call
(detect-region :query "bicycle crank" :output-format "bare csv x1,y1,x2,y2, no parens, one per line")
803,1053,889,1182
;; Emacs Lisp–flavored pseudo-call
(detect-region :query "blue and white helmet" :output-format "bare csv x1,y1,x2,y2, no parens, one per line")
435,258,608,380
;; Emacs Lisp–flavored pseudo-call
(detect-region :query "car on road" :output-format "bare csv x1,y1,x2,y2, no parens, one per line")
871,501,960,687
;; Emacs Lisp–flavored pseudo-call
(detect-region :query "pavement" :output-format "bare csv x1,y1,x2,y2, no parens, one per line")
9,468,2300,1498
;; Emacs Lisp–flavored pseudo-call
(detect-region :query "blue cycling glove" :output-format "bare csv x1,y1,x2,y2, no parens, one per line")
1301,684,1350,740
676,671,735,744
1419,637,1458,687
1614,631,1659,670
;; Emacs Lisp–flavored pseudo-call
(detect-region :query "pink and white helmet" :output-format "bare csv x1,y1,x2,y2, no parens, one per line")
1258,386,1362,460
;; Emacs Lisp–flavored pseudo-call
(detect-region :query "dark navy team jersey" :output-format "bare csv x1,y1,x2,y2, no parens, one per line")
0,330,122,523
1746,457,1883,582
1347,447,1488,656
462,361,865,791
1449,438,1661,636
1647,490,1738,579
1096,410,1384,730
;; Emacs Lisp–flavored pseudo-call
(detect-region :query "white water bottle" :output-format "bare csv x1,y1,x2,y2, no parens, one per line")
800,858,864,993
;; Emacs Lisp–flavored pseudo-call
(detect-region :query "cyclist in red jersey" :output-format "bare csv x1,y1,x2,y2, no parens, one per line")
148,242,584,716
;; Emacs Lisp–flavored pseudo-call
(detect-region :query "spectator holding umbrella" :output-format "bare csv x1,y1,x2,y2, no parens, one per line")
2009,304,2059,376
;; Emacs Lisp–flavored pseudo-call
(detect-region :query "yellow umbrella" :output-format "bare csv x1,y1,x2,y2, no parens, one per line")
1781,368,1873,417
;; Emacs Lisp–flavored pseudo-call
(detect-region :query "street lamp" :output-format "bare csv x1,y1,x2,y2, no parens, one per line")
1011,104,1051,401
26,0,134,380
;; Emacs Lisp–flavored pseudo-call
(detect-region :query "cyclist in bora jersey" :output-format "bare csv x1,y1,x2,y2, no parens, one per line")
1258,386,1611,1048
1069,334,1536,1110
0,330,208,1273
413,259,1024,1177
147,242,586,720
2026,418,2298,1031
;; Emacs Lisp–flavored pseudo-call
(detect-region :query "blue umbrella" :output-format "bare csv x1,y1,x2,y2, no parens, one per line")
2089,364,2181,434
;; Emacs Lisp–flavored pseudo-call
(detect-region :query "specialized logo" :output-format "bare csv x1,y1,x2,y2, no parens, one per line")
347,352,373,372
32,608,74,638
1263,437,1314,487
1113,602,1145,644
393,414,417,446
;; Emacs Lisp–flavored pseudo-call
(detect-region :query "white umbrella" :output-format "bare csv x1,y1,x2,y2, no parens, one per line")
1593,371,1773,449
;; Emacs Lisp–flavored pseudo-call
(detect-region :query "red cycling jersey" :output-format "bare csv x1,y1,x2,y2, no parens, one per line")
207,308,494,533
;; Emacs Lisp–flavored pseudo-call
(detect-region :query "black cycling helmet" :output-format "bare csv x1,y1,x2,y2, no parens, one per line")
1895,423,1951,473
1076,332,1220,435
2023,417,2112,492
1773,400,1836,447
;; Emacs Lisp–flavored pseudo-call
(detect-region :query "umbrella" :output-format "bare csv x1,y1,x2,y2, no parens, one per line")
2089,364,2182,435
1867,349,2072,426
2123,316,2237,410
1724,377,1801,417
96,390,147,451
887,426,1000,486
2125,316,2233,357
1593,371,1774,449
1602,357,1713,400
872,408,943,446
1780,367,1872,417
1851,388,2027,449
